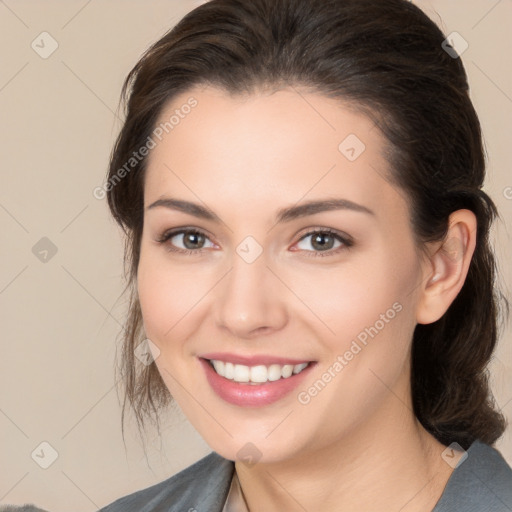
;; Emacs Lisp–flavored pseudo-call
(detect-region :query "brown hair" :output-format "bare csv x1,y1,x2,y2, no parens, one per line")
106,0,508,449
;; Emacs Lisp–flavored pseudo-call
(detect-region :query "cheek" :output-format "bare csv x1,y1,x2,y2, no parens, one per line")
136,252,213,404
285,247,421,416
292,265,417,435
282,254,416,349
323,253,419,384
136,249,209,348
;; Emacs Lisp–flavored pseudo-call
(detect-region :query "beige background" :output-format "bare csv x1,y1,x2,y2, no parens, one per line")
0,0,511,510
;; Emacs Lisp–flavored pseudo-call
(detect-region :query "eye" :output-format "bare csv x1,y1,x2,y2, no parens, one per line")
157,228,216,254
292,228,353,257
156,227,352,257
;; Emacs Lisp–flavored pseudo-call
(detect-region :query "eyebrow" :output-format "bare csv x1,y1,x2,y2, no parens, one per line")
146,197,374,223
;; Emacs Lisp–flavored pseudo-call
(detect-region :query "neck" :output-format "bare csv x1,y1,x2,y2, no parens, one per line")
235,389,457,512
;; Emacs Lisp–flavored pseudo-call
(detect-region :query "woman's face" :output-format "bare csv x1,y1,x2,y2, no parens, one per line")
138,85,431,463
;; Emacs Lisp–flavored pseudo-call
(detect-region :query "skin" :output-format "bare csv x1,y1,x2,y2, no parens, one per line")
138,85,476,511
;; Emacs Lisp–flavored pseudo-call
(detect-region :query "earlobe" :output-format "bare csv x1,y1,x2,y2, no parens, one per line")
416,209,477,325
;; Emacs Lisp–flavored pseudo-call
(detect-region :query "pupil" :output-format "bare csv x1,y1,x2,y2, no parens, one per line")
184,232,203,249
312,233,333,251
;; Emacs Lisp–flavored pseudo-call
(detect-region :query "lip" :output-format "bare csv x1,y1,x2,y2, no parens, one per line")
199,357,317,407
200,352,312,366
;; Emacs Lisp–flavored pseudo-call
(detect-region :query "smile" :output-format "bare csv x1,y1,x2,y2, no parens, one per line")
209,359,310,384
199,356,317,407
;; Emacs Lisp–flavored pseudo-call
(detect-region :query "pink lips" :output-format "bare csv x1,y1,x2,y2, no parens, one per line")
199,355,316,407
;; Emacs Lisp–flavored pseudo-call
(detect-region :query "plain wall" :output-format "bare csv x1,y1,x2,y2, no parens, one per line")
0,1,510,510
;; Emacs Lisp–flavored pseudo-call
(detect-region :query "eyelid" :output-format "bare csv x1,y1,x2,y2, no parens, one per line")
295,226,352,243
291,227,353,257
156,226,353,256
156,226,217,254
156,225,213,241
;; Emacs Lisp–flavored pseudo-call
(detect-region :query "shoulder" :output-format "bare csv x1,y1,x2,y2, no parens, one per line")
99,451,235,512
433,440,512,512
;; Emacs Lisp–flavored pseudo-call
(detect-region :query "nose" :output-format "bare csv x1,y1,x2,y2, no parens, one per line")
213,249,288,339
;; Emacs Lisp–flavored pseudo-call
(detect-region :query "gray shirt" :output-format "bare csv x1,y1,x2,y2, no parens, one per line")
3,441,511,511
99,440,512,511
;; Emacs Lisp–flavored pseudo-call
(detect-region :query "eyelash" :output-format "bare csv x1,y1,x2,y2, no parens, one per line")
156,227,353,258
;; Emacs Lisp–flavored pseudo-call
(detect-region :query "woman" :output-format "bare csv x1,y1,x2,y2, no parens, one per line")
97,0,512,510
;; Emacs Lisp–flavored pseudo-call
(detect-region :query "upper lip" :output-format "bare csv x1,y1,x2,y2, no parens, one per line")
200,352,314,366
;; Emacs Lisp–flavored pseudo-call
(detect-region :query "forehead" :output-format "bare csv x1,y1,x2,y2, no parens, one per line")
144,85,404,221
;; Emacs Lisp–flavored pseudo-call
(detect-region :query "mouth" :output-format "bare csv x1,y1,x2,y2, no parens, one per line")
199,355,317,407
206,358,311,385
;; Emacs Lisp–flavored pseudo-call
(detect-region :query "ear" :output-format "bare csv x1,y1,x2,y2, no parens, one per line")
416,209,477,325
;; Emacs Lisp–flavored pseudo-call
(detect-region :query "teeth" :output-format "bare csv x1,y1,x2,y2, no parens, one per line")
211,360,224,375
210,360,310,383
250,365,268,383
293,362,308,374
268,364,282,381
234,364,250,382
224,362,234,380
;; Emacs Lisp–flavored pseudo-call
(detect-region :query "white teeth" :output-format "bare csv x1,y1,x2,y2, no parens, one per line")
281,364,293,378
224,361,234,380
233,364,250,382
293,362,308,374
250,365,268,383
268,364,282,381
209,359,310,383
212,360,224,375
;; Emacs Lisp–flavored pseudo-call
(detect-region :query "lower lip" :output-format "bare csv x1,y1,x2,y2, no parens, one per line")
199,358,316,407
